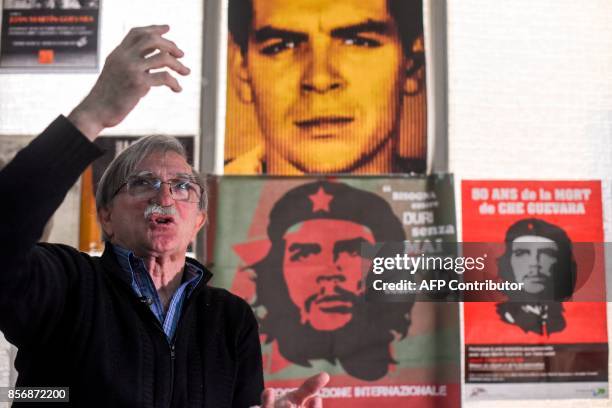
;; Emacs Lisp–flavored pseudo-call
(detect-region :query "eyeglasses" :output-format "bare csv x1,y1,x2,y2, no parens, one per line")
113,174,202,204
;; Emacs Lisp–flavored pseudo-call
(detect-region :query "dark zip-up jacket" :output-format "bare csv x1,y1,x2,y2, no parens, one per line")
0,116,264,407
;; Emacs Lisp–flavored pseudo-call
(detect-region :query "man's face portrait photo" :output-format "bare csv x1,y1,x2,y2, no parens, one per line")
498,218,577,303
509,236,559,297
225,0,426,174
249,181,414,380
495,218,578,335
282,218,375,331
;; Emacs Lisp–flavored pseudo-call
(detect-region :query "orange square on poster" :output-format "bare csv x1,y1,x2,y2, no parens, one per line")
38,49,54,64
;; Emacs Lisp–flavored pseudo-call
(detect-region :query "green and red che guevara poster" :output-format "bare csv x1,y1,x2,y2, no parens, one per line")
462,180,608,400
209,176,460,407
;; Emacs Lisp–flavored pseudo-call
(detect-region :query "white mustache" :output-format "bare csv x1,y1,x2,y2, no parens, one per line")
144,204,177,220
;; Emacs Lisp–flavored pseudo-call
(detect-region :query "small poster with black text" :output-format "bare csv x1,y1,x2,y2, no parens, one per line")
1,0,100,70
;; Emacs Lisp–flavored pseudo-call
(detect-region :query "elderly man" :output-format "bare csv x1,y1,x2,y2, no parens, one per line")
224,0,425,174
0,25,326,407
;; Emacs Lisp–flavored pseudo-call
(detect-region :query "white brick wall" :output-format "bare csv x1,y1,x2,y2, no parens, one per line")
448,1,612,407
448,0,612,181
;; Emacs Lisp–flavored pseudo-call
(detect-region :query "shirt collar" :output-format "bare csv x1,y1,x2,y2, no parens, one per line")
110,243,204,292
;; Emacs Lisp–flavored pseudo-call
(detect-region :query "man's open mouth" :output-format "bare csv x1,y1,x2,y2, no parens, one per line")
149,215,175,225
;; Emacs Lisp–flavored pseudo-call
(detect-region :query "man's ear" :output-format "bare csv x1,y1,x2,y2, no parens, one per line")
98,206,114,240
402,36,425,96
229,40,254,104
192,210,208,238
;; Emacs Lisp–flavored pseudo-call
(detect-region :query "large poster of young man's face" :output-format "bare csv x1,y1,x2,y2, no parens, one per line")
461,180,608,401
223,0,427,175
210,176,460,407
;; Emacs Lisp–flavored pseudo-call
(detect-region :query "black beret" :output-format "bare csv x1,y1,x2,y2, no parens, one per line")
267,181,405,243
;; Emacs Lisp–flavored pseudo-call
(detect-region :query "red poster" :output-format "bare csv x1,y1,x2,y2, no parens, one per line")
462,180,608,400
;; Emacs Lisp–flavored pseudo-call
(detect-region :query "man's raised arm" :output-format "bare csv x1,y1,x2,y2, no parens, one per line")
0,25,190,346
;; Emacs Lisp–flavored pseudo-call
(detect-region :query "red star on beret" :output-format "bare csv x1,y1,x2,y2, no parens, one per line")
309,187,333,213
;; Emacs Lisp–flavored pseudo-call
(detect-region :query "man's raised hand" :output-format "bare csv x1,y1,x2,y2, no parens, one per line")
68,25,190,140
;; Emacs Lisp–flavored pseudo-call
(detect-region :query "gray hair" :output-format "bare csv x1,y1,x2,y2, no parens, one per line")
96,135,208,239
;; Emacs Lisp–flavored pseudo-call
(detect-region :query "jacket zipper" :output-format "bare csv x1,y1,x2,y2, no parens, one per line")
166,290,199,407
152,312,176,408
136,295,176,407
169,343,175,408
130,276,206,407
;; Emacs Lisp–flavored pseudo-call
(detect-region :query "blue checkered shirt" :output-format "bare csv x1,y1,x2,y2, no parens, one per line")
112,244,203,341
